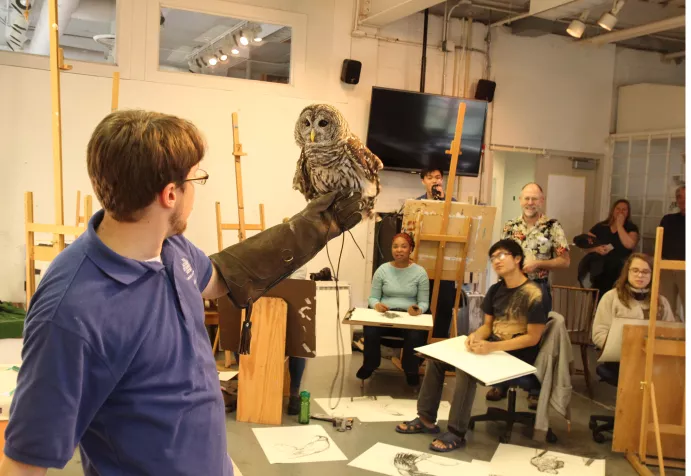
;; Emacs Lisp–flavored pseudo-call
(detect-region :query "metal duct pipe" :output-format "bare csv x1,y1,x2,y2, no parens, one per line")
3,0,32,51
28,0,82,55
420,8,429,93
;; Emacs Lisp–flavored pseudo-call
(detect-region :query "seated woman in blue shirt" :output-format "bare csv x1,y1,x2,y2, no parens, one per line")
357,233,430,386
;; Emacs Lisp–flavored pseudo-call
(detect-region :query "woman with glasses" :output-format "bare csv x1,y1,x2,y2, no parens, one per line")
586,199,639,299
591,253,674,378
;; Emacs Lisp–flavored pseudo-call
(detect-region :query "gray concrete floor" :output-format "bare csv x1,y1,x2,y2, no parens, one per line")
49,348,680,475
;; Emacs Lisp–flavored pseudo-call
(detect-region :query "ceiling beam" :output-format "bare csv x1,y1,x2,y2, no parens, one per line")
359,0,442,28
581,15,685,45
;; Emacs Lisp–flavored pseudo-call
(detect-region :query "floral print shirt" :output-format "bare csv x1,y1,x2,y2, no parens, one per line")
502,215,570,281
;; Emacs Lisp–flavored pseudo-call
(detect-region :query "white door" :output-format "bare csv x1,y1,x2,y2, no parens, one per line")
546,174,586,243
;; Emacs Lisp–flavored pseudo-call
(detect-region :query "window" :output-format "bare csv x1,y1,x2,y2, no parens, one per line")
608,133,685,255
0,0,117,64
158,8,291,84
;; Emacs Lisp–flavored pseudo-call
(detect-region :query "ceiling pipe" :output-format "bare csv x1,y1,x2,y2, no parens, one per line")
662,50,684,61
581,15,685,45
420,8,429,92
28,0,82,55
490,0,580,27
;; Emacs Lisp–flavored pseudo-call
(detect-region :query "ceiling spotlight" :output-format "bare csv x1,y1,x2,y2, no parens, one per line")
254,36,262,42
598,0,625,31
218,50,229,62
567,10,589,38
208,56,218,66
231,47,240,55
239,32,249,46
195,58,204,68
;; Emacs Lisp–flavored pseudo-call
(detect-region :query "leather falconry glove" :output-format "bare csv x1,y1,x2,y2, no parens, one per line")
209,190,364,354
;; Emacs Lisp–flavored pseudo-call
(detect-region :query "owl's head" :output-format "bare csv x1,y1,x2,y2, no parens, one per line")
294,104,349,147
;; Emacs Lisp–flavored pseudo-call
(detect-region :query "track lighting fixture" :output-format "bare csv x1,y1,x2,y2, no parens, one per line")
567,10,589,39
239,33,249,46
219,50,229,62
208,55,218,66
598,0,625,31
231,47,240,55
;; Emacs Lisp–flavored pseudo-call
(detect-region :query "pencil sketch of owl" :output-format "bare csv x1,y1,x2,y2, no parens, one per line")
293,104,383,218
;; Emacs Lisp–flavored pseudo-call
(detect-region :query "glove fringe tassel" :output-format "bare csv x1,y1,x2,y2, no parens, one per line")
238,298,254,355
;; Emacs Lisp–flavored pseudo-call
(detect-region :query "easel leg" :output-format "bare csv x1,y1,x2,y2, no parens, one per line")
649,383,666,476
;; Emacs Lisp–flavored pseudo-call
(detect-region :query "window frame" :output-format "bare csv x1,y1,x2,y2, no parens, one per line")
145,0,307,93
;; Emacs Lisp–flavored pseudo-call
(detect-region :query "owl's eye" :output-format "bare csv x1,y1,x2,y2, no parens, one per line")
318,120,329,127
304,119,310,127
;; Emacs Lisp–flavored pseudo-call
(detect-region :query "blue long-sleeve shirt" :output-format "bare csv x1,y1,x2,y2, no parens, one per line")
368,263,430,313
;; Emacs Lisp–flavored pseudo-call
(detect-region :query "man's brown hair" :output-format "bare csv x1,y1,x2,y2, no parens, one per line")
87,110,206,222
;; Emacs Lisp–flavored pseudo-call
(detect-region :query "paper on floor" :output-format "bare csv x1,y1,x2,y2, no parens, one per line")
489,444,605,476
314,396,451,423
252,425,347,464
349,442,488,476
219,371,238,381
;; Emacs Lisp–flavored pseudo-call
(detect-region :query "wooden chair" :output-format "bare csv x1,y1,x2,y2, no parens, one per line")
551,285,599,399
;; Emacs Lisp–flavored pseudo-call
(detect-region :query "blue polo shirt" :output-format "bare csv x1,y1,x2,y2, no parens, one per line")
5,210,232,476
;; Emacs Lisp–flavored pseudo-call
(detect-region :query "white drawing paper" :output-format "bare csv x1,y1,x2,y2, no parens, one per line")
252,425,347,464
346,308,434,329
314,396,451,423
489,444,605,476
349,442,485,476
415,336,536,386
218,371,238,381
0,365,20,421
598,319,683,362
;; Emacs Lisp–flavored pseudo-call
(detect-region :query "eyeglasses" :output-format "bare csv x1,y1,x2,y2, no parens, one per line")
184,168,209,185
629,267,651,277
490,252,512,263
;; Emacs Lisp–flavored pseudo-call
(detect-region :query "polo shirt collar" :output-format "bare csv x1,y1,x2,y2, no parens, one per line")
83,210,166,285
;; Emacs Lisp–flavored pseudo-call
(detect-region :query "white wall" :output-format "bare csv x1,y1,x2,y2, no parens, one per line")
0,0,686,305
499,152,536,225
490,27,616,155
616,83,685,133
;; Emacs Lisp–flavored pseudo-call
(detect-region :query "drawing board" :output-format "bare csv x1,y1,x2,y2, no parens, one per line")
415,336,536,386
489,444,605,476
343,308,434,331
349,442,485,476
402,200,496,278
252,424,347,464
598,319,684,362
314,396,451,423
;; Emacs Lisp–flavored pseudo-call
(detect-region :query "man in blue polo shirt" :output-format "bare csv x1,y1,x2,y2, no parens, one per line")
1,110,363,476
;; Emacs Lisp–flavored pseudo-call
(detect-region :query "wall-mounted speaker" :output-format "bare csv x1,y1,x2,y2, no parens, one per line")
341,59,362,85
475,79,496,102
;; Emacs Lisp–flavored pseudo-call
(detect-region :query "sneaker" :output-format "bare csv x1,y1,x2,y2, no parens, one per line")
356,366,375,380
287,396,300,415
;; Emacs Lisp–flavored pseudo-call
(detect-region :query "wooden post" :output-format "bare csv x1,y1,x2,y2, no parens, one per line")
48,0,69,249
75,190,81,226
428,103,466,321
24,193,36,307
231,112,248,242
639,227,664,463
111,72,120,112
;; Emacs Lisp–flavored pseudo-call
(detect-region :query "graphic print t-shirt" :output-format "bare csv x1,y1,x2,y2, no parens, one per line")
481,279,547,364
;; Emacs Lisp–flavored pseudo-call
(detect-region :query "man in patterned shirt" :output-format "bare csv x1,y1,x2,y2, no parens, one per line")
502,183,570,312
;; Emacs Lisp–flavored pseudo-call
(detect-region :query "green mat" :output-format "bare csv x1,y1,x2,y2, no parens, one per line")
0,303,25,340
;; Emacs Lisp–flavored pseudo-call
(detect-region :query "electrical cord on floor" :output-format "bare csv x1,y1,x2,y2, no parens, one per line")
325,232,346,411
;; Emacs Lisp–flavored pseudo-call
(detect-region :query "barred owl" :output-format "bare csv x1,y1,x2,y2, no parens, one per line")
293,104,383,218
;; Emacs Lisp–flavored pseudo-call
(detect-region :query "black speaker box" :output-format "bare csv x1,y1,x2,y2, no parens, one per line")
475,79,496,102
341,59,362,85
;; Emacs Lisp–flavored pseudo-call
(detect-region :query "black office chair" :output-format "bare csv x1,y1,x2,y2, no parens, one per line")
468,375,558,444
589,363,618,443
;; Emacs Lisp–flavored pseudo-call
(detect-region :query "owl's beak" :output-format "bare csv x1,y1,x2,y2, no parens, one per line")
310,130,315,142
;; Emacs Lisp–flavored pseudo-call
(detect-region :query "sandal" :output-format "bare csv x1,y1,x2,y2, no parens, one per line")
485,387,507,401
395,417,441,434
429,432,466,453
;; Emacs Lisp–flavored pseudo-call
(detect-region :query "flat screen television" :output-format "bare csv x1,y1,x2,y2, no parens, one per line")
366,87,488,176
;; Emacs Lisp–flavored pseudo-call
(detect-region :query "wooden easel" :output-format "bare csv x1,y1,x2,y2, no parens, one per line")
411,103,471,343
25,0,76,306
213,112,266,366
626,227,686,475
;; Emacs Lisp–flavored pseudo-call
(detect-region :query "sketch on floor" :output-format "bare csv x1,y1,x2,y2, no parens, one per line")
349,443,487,476
314,397,451,423
252,425,347,464
530,450,565,474
489,444,605,476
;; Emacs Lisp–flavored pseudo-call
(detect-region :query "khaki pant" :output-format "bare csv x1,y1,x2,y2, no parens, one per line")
659,270,685,322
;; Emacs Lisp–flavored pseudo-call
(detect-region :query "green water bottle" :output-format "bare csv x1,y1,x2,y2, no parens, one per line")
298,390,310,424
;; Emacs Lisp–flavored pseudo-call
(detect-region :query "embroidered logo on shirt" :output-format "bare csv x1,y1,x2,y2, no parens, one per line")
181,257,195,283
